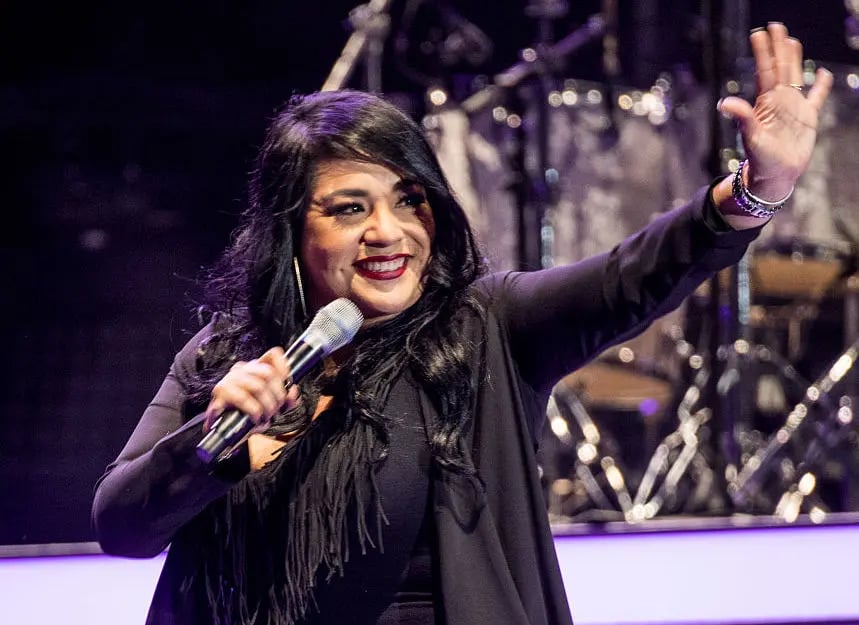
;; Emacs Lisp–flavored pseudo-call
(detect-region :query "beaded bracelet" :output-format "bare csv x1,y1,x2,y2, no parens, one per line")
731,159,793,219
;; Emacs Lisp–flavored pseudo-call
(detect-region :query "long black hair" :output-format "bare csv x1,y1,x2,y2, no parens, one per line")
187,90,487,624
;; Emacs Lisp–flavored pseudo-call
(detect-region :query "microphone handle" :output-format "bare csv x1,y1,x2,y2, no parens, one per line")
196,340,323,465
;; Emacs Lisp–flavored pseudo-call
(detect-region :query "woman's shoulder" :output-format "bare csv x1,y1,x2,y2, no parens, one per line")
469,270,531,313
470,271,515,299
171,311,241,377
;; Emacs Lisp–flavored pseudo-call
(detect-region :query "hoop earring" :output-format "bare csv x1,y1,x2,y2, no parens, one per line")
293,256,309,321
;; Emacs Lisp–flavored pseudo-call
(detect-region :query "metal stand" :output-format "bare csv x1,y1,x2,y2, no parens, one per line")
459,13,606,270
546,310,717,522
731,336,859,517
701,0,754,511
321,0,393,92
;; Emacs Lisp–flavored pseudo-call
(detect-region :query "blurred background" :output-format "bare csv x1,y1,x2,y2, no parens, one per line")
1,0,858,547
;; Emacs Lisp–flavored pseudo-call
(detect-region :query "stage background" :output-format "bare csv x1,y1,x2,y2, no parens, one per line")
1,0,857,549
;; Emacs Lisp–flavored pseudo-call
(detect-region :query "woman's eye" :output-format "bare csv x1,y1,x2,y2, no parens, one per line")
329,202,365,216
399,193,427,208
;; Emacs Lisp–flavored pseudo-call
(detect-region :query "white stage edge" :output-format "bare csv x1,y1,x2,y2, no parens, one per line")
2,522,857,625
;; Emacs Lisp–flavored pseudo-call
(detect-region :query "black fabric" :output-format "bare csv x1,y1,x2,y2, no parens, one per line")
375,512,437,625
92,186,762,624
294,380,433,625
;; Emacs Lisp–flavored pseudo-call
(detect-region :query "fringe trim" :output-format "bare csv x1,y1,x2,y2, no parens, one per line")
197,406,388,625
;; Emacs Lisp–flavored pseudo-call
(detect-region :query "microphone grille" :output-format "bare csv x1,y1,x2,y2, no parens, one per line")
307,298,364,354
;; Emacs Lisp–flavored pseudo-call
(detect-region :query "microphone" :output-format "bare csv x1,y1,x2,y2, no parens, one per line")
196,298,364,465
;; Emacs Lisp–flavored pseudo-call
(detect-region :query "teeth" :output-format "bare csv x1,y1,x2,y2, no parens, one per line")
362,258,406,272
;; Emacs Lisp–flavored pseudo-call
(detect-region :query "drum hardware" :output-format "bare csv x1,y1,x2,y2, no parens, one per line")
546,288,835,521
321,0,394,93
759,272,859,516
630,366,714,521
547,320,726,522
633,264,859,518
730,337,859,514
551,331,854,522
547,384,635,521
846,0,859,50
600,339,810,521
771,395,857,522
747,303,819,363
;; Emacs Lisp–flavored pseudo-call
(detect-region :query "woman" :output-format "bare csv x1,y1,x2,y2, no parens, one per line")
93,24,832,625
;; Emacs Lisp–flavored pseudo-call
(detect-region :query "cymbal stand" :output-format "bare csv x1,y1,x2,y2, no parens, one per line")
702,0,752,507
626,317,813,519
730,337,859,513
632,361,714,520
547,386,634,519
452,14,606,271
763,276,859,517
547,310,824,521
321,0,393,92
548,320,718,522
513,0,570,270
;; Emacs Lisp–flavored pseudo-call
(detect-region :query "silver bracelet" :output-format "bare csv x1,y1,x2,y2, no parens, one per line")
731,160,793,219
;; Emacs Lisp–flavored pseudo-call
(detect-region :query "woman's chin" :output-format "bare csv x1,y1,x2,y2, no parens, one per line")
357,300,417,325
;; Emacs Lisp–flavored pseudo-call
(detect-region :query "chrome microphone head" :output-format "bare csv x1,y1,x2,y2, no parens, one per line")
303,298,364,355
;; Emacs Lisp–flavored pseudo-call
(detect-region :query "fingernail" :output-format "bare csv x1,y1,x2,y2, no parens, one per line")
716,98,724,110
750,26,766,34
768,21,784,26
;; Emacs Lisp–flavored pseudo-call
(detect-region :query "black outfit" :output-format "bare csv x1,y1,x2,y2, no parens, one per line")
92,186,761,624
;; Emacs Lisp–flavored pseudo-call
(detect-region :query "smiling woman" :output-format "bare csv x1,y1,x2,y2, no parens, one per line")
300,160,435,322
91,28,833,624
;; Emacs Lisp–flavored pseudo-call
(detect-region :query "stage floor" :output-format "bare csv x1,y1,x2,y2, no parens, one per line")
2,514,858,625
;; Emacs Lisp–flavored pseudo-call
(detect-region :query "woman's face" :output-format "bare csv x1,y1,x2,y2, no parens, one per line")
300,159,435,324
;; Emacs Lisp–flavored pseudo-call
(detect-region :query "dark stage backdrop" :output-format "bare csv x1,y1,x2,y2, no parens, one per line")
0,0,855,546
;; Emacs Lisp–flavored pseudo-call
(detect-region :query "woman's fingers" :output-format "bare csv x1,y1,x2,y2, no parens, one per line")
717,96,755,129
204,347,298,431
750,23,803,93
786,37,804,86
806,67,835,112
751,27,777,93
767,23,793,85
258,347,292,383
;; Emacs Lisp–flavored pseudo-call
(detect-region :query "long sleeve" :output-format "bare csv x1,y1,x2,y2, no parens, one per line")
478,185,763,395
91,325,246,558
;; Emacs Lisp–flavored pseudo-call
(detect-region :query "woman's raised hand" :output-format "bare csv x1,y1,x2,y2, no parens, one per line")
717,23,833,202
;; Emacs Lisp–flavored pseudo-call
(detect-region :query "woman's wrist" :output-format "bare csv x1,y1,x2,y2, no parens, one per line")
742,161,795,204
710,173,773,230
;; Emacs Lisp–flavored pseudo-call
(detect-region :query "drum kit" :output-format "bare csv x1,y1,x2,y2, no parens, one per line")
424,53,859,522
545,240,859,523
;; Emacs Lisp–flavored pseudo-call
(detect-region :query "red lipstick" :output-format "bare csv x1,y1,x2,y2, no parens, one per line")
354,254,409,280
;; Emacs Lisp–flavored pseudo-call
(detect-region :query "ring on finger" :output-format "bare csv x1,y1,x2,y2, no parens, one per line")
789,83,805,91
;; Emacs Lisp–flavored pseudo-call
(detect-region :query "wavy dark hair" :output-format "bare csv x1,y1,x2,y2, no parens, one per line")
188,90,487,624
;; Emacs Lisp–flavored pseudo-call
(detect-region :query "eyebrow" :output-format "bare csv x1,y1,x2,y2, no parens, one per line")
315,179,424,204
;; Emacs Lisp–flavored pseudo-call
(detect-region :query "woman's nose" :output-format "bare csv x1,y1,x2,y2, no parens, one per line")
363,204,404,247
